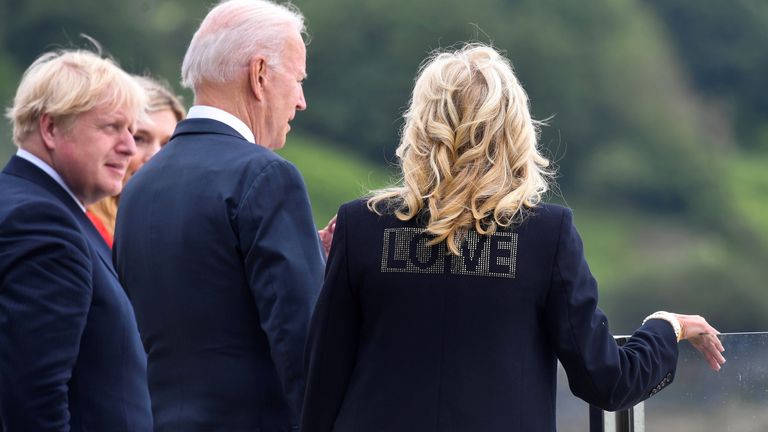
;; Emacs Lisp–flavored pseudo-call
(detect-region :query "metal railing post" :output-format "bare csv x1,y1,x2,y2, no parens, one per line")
588,336,645,432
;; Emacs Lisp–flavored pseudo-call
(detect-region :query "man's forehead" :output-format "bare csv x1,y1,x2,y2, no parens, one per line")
286,42,307,78
89,108,122,121
79,104,138,126
297,44,308,78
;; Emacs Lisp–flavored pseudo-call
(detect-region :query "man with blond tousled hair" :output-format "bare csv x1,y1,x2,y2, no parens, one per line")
0,49,152,430
114,0,328,430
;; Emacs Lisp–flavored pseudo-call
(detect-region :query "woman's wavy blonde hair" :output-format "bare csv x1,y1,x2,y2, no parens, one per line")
368,43,553,255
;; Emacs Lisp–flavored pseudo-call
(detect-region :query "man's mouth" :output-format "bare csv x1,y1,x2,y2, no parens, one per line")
105,162,127,176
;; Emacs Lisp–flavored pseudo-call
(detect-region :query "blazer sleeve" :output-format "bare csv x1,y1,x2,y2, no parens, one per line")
301,204,360,432
0,201,93,431
236,159,325,422
545,208,679,411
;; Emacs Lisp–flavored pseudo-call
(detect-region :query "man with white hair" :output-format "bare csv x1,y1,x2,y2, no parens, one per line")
114,0,326,430
0,49,152,431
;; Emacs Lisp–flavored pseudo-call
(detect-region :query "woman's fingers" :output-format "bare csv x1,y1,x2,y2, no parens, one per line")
674,314,726,372
689,333,726,371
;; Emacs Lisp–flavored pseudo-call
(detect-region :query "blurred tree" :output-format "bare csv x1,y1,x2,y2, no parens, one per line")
0,0,204,159
646,0,768,150
295,0,509,162
295,0,725,219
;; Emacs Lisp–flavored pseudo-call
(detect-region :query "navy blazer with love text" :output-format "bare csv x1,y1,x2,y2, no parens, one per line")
301,199,678,432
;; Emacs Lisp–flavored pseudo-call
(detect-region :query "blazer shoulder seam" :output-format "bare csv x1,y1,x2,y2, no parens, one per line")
235,158,298,217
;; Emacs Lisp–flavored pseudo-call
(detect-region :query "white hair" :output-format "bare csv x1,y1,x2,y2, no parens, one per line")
181,0,305,91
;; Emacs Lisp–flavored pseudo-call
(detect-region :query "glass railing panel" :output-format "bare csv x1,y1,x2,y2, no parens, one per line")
555,332,768,432
644,332,768,432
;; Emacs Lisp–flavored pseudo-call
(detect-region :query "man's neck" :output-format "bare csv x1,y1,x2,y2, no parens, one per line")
186,106,257,144
195,87,254,130
194,83,264,147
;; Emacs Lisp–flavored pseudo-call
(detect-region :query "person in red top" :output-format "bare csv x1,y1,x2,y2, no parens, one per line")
87,209,113,247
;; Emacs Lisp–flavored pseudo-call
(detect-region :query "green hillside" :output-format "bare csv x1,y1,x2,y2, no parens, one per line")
278,133,393,226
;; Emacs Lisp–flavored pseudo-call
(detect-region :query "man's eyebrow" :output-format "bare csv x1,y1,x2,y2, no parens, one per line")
99,113,125,122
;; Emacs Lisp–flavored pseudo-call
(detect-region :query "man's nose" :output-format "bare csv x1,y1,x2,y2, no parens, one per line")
297,88,307,111
119,128,137,156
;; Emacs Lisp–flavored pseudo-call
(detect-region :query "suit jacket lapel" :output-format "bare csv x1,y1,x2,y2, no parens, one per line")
3,156,119,279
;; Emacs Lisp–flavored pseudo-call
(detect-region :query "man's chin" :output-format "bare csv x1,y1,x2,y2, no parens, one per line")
107,179,126,197
273,135,288,150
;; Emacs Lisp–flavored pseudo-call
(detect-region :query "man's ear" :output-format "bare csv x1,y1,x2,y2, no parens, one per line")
249,56,268,101
39,113,58,150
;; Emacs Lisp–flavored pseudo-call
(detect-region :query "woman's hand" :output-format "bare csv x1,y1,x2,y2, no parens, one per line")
674,314,726,371
318,216,337,257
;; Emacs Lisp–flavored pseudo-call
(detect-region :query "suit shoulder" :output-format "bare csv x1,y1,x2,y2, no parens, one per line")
241,147,302,177
524,202,572,228
0,185,78,226
0,196,90,259
337,198,378,221
530,202,570,217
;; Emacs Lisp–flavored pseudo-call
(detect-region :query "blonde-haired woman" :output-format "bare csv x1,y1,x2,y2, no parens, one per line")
87,75,185,246
301,44,725,432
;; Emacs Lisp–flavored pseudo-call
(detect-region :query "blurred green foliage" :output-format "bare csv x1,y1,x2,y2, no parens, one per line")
277,132,393,225
1,0,767,333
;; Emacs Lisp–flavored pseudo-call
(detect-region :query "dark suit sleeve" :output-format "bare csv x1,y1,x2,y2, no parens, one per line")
0,201,93,430
545,208,678,411
237,159,325,422
301,204,360,432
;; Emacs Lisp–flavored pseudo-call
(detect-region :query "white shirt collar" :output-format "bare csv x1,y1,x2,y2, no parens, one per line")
186,105,256,144
16,148,86,212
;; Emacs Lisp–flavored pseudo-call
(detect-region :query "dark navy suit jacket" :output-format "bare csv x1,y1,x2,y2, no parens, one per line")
115,118,325,431
301,199,679,432
0,156,152,431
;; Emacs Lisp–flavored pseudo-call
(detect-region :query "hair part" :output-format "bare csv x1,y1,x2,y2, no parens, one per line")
368,43,553,255
181,0,305,91
6,48,146,147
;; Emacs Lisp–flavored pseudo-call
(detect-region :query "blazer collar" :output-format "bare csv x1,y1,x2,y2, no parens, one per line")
170,118,253,143
3,156,119,278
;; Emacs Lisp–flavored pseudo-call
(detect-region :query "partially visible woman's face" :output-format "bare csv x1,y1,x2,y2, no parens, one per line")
125,108,178,183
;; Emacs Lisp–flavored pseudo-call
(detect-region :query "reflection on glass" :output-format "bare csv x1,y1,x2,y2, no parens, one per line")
555,332,768,432
645,332,768,432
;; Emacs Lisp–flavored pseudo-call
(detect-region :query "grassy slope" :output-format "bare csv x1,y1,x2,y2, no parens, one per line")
725,151,768,246
278,132,393,226
571,204,731,290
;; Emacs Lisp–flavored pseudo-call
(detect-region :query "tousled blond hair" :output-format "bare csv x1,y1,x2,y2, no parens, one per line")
6,49,146,146
368,44,552,255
